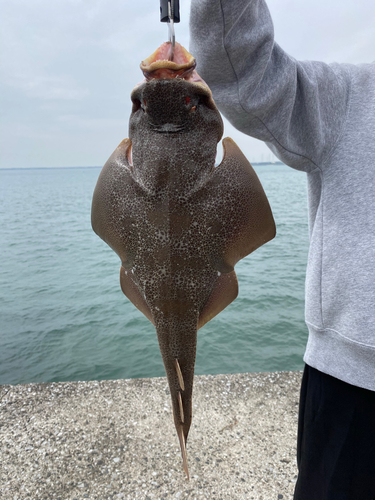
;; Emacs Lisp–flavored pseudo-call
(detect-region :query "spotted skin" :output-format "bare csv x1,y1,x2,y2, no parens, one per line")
91,77,276,478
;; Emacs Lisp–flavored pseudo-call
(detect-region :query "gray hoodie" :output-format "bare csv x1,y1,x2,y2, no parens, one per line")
190,0,375,391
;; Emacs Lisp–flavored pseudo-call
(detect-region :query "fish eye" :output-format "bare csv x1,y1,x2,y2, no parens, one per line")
185,96,197,112
139,99,147,113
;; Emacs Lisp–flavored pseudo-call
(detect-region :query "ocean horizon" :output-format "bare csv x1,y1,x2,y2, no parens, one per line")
0,160,284,170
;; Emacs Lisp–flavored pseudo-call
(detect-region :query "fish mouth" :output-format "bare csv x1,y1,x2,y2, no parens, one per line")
131,43,220,137
149,121,186,134
140,42,207,87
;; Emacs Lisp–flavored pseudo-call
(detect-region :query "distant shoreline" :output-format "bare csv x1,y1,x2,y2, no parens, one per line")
0,166,102,170
0,161,285,171
251,161,284,166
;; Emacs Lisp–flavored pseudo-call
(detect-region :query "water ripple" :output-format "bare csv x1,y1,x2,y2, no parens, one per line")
0,165,309,384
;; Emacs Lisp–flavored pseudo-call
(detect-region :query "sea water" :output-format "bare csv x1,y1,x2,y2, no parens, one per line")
0,164,309,385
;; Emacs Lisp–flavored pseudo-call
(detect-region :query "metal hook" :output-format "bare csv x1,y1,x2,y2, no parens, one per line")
160,0,180,61
168,0,175,61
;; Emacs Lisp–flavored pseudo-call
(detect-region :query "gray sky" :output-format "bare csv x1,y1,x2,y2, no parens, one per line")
1,0,374,168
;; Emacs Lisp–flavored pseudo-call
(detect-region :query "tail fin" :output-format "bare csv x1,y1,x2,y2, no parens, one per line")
176,424,189,479
155,319,197,479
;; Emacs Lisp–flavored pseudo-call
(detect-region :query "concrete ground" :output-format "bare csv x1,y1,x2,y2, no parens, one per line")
1,371,302,500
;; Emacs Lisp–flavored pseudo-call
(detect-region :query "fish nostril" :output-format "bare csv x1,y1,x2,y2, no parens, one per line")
185,96,190,105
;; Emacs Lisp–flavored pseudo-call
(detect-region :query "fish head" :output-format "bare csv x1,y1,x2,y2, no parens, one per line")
129,42,223,155
130,78,222,136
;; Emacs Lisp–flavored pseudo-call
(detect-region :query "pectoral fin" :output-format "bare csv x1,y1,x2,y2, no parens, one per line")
210,137,276,268
91,139,136,262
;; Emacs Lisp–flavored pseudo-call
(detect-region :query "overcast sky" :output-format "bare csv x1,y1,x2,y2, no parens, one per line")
1,0,374,168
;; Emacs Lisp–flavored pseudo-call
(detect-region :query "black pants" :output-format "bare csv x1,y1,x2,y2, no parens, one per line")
294,365,375,500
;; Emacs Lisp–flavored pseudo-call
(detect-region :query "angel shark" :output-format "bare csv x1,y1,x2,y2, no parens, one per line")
91,42,276,479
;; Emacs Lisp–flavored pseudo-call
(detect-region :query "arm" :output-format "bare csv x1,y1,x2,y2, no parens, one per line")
190,0,351,172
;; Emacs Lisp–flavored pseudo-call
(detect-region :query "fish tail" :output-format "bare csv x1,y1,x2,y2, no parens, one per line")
155,320,197,478
176,423,190,480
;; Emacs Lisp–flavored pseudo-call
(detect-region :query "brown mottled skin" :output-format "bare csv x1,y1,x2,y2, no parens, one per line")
91,68,276,478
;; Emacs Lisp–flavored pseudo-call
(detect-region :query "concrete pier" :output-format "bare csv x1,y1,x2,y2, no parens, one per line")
1,371,302,500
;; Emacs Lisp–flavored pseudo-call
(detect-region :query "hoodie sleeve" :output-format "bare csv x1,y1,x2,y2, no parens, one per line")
189,0,351,172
